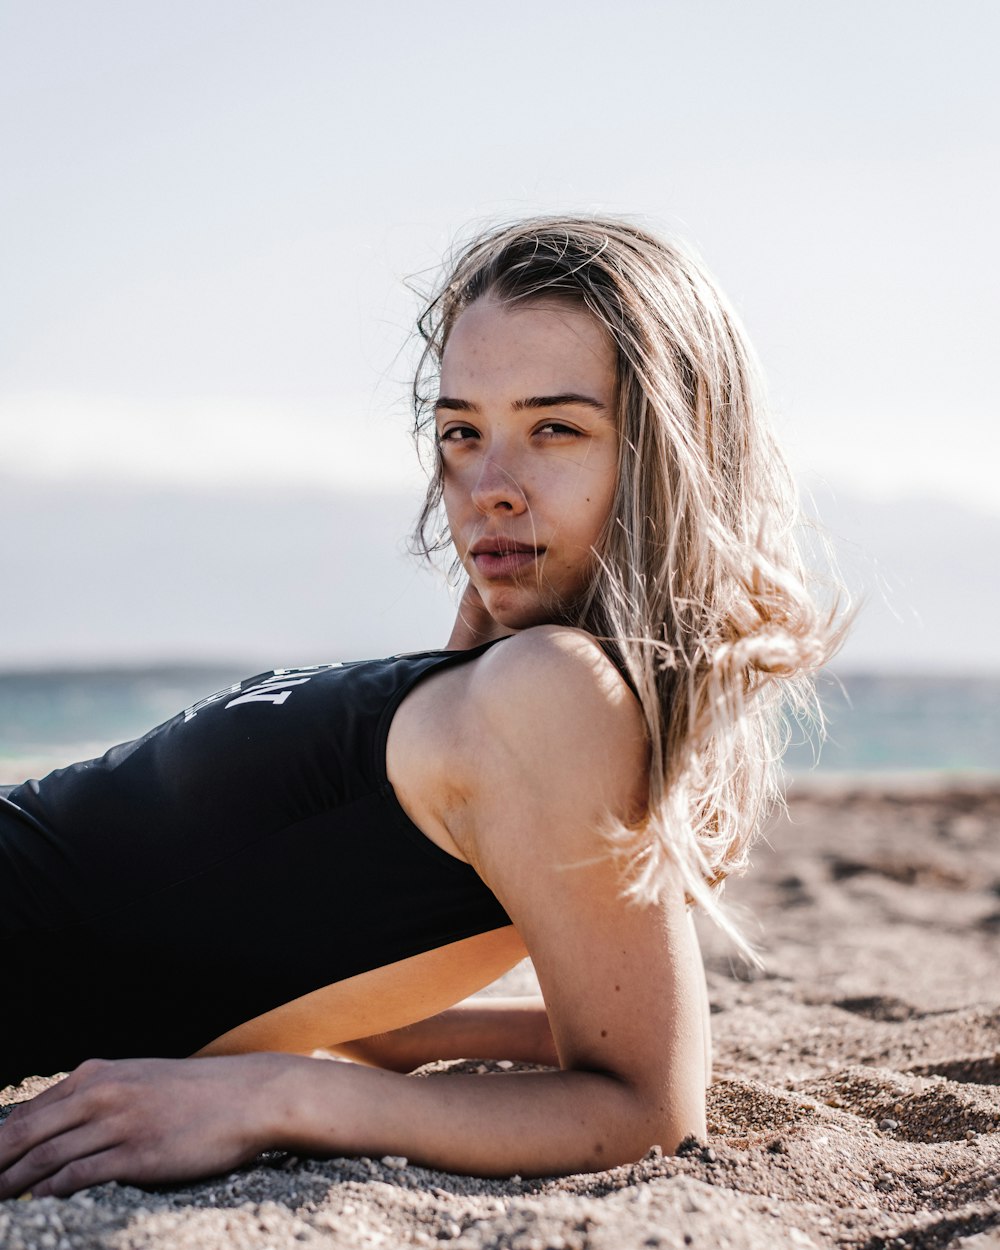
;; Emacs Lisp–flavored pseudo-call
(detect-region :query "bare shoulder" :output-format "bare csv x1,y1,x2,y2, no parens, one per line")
478,622,624,685
455,626,648,857
467,625,645,778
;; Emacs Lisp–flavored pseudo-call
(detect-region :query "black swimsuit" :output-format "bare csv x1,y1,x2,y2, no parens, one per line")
0,642,511,1086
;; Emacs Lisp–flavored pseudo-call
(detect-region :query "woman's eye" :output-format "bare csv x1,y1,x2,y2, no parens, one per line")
537,421,581,438
438,425,479,444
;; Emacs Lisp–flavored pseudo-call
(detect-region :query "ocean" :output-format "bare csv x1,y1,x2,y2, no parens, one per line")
0,665,997,782
783,671,1000,774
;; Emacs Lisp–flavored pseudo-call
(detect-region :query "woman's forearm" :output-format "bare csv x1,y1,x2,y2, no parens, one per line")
331,996,558,1072
269,1054,669,1177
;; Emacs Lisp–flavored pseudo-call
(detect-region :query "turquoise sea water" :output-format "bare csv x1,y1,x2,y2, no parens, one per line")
0,665,997,780
784,672,1000,774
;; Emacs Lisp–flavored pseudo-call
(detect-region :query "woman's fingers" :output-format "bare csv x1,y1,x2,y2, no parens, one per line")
0,1082,97,1184
0,1123,122,1199
31,1147,132,1199
2,1057,113,1137
0,1059,146,1197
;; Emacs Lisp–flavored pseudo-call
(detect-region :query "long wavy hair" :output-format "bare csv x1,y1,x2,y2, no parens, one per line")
411,215,846,954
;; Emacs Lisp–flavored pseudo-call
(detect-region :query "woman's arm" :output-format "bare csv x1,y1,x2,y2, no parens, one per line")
330,995,558,1071
0,1030,663,1198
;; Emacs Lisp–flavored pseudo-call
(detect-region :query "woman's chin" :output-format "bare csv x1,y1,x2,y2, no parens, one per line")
479,589,570,633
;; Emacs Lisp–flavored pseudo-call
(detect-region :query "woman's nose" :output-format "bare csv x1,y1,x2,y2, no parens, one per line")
470,453,528,515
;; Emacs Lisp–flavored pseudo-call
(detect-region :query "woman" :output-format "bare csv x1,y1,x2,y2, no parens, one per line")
0,216,840,1198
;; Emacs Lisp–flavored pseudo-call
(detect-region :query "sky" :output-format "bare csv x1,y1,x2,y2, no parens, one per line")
1,1,998,670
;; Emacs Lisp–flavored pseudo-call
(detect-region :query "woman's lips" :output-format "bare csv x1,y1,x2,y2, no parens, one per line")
470,542,542,578
473,550,539,577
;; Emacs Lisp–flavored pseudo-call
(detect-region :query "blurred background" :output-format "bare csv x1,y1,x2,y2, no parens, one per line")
1,0,997,777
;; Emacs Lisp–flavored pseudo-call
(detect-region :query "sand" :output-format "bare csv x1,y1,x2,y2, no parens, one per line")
2,775,998,1249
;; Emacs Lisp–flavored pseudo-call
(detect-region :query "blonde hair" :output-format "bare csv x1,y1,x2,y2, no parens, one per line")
412,215,846,954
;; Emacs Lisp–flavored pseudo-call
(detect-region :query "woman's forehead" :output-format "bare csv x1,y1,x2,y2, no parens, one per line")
440,297,616,394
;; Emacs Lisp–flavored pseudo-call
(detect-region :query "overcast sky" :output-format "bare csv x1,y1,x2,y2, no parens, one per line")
1,1,997,669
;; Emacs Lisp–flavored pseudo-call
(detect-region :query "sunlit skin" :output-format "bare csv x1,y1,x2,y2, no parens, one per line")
437,296,619,639
0,298,710,1200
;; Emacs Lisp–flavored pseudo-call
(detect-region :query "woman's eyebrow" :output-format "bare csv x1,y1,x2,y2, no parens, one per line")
434,396,477,412
514,393,608,412
434,393,608,413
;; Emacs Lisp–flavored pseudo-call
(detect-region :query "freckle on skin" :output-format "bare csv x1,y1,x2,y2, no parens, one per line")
615,985,620,992
601,1029,607,1037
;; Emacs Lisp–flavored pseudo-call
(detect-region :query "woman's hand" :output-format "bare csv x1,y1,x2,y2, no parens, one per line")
0,1054,279,1199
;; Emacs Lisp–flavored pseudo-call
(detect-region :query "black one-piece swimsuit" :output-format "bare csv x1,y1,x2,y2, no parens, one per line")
0,642,511,1087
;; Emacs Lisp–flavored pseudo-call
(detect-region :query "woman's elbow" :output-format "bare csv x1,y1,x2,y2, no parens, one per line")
595,1077,706,1169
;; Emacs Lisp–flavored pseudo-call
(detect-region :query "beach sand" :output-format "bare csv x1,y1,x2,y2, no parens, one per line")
2,776,998,1249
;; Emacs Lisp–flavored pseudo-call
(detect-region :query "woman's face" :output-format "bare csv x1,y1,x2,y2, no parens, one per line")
436,296,618,631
